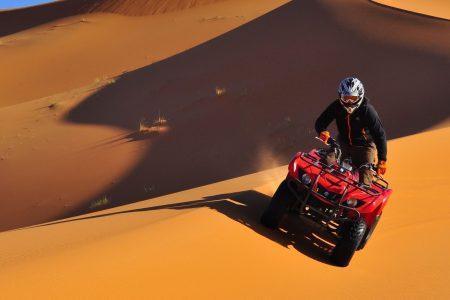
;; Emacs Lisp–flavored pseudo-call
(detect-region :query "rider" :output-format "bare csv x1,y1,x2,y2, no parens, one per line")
315,77,387,186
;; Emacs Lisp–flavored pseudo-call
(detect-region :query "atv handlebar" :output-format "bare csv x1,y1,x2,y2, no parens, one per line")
315,136,339,149
361,163,389,188
315,136,342,162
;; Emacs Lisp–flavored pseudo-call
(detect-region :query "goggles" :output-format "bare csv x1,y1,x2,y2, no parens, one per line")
340,95,359,104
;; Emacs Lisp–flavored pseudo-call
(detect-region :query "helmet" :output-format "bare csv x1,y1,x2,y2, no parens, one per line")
338,77,365,113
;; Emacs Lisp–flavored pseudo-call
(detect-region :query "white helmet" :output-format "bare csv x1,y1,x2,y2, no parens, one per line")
338,77,365,113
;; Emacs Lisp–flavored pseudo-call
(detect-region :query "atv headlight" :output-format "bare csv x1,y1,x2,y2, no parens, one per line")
301,174,311,185
345,198,358,207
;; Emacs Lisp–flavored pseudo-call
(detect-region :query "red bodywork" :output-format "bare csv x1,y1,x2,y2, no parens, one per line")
286,149,392,227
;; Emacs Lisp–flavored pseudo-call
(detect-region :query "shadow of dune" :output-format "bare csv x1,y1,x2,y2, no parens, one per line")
62,0,450,220
0,0,88,38
36,190,335,265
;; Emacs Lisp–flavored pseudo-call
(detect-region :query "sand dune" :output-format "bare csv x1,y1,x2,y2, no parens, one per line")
0,0,449,297
0,0,289,231
0,127,449,298
0,0,449,232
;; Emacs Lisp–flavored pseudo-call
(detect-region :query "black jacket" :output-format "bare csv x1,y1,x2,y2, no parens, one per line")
315,98,387,161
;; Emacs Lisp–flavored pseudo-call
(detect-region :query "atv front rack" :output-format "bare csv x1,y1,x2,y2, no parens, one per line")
301,152,389,193
287,152,388,224
288,176,361,223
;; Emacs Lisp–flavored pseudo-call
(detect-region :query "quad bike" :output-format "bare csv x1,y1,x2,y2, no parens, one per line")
260,137,392,267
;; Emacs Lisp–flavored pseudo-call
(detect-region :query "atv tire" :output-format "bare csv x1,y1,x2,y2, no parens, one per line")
260,180,295,229
331,218,367,267
357,213,382,250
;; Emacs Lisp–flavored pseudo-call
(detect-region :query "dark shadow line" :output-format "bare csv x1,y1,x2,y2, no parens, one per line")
29,198,217,229
27,190,337,266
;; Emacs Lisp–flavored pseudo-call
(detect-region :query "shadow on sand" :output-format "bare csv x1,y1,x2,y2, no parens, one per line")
61,0,450,220
37,190,340,266
0,0,89,38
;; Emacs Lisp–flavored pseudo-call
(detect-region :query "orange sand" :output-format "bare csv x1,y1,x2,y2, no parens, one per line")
0,127,449,298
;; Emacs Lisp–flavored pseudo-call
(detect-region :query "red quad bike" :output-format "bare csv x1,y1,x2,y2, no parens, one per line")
261,137,393,267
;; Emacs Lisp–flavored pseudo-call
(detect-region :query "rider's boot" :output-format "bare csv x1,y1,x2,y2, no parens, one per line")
359,167,373,188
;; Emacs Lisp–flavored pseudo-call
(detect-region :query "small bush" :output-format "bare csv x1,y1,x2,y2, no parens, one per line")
93,76,116,85
89,196,109,209
106,77,116,85
139,111,168,133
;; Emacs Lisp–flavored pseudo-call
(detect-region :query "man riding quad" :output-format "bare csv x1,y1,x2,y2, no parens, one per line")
315,77,387,185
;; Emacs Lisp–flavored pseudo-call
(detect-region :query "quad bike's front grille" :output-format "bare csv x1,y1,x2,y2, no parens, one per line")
315,184,341,203
306,200,336,218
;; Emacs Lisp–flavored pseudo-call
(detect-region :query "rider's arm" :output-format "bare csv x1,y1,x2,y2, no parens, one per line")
315,100,338,134
366,105,387,162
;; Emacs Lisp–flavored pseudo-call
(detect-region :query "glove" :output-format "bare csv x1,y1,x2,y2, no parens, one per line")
377,160,387,175
319,131,331,144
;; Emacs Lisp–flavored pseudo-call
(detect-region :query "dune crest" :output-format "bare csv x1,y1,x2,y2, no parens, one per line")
84,0,226,16
372,0,450,20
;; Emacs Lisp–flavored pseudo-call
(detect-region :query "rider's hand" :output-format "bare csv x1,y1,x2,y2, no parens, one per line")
377,160,387,175
319,131,331,144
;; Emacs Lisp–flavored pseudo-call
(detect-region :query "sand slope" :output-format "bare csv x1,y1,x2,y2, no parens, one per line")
0,0,290,231
1,0,449,231
0,127,449,298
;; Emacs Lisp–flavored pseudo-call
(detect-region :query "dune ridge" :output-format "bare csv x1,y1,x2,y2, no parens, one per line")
0,0,227,41
84,0,226,16
371,0,450,20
